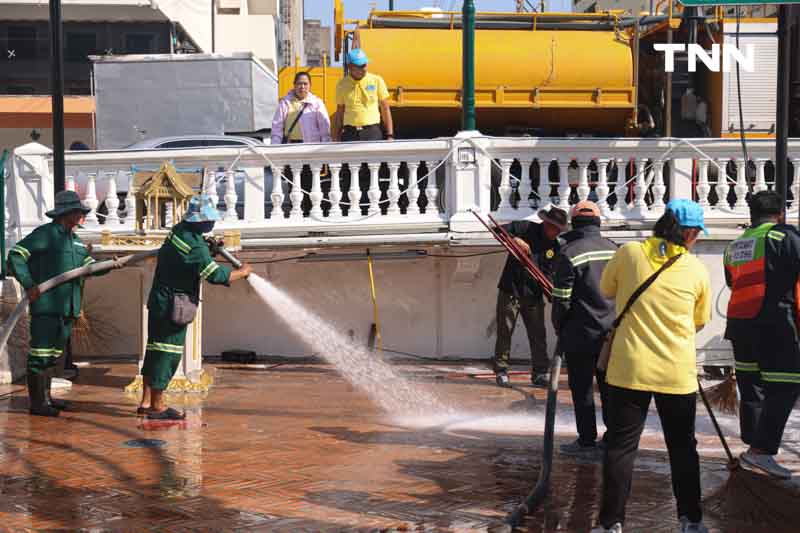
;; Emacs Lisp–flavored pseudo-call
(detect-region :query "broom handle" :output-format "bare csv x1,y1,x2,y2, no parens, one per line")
487,214,554,291
697,377,736,464
472,211,553,298
0,249,159,353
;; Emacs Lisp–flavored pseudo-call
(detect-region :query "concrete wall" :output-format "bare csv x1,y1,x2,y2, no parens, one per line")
77,238,735,364
216,15,278,73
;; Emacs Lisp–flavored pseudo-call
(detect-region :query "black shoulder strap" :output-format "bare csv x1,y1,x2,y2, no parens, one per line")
284,102,310,140
612,253,682,328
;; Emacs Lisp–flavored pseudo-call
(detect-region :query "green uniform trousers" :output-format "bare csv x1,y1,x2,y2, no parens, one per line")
141,314,187,390
29,315,73,375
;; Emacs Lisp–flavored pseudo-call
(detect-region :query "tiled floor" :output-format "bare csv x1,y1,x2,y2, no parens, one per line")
0,362,798,532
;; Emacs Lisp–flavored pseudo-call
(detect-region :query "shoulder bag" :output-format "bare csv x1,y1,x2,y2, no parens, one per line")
597,253,683,371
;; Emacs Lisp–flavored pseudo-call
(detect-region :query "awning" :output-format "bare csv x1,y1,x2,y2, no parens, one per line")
0,96,94,128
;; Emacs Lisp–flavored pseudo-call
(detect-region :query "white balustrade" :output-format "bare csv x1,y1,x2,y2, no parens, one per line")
792,159,800,212
5,136,783,243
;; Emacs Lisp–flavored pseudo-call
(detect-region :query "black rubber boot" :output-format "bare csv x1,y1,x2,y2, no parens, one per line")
28,373,60,417
44,375,69,410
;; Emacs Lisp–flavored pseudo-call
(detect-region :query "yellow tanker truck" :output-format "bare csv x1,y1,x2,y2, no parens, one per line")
281,3,656,138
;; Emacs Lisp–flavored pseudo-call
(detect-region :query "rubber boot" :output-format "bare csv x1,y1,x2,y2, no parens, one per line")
44,374,69,410
27,373,60,417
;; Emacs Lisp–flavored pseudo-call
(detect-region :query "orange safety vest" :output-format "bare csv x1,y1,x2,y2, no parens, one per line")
724,224,774,320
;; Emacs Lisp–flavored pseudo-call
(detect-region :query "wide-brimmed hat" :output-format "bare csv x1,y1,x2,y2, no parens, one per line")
45,190,90,218
537,206,568,232
183,195,221,223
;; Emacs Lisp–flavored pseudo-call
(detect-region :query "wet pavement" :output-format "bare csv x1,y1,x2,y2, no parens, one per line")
0,362,798,532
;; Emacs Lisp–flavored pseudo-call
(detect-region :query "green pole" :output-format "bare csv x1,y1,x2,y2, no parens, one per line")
462,0,476,131
389,0,394,10
0,149,8,280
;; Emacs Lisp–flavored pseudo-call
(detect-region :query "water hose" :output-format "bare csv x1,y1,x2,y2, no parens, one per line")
204,236,243,269
502,350,563,530
366,249,383,353
0,249,159,353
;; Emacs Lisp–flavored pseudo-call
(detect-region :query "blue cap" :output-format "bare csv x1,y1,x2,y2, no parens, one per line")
666,199,708,235
347,48,369,66
183,195,221,223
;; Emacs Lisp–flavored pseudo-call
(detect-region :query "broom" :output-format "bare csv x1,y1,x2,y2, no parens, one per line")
703,371,738,415
698,378,800,528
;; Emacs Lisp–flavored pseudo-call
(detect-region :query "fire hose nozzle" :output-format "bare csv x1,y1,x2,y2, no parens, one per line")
205,236,243,269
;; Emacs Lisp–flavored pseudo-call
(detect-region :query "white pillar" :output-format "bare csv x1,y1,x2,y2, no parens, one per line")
446,132,485,232
84,172,99,225
309,164,324,218
242,165,265,222
734,158,749,214
517,158,534,215
223,169,238,222
367,163,382,216
696,159,711,208
386,162,402,216
269,164,285,219
406,162,421,216
104,171,120,224
557,160,571,211
596,159,612,218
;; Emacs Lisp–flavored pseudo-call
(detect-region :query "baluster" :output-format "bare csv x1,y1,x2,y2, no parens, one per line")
424,161,440,215
537,158,551,209
595,159,611,217
753,159,768,193
715,158,730,209
327,164,343,218
367,163,381,216
203,167,218,207
497,159,513,213
309,164,323,218
104,171,120,224
696,160,711,208
557,160,571,211
84,172,99,225
387,162,401,216
66,175,76,191
289,164,304,220
269,164,285,219
651,159,666,212
630,158,649,218
347,162,362,217
734,158,749,213
576,160,590,202
224,169,238,221
406,162,421,215
792,159,800,212
518,159,533,212
614,159,629,214
123,171,136,227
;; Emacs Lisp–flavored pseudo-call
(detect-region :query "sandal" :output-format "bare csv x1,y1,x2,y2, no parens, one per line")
136,407,150,416
146,407,186,421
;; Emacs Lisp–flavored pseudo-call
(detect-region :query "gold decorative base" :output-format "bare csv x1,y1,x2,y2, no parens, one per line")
123,371,214,393
124,375,143,393
166,371,214,393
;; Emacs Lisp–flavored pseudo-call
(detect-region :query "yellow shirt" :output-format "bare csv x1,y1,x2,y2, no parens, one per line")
285,97,307,142
600,237,711,395
335,72,389,127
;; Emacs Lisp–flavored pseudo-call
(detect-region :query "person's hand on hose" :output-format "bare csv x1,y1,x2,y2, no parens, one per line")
111,256,124,269
514,237,531,256
238,263,253,278
26,287,40,304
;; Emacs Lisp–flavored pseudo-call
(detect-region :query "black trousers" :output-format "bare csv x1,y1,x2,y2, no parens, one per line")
732,338,764,446
753,382,800,454
492,291,549,374
565,348,608,445
599,385,702,527
341,124,383,142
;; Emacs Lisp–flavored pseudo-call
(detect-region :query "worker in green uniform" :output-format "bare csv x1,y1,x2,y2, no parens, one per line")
8,190,118,417
138,195,252,420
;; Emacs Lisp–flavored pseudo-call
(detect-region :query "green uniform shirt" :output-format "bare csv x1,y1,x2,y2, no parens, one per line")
8,222,99,317
147,222,232,318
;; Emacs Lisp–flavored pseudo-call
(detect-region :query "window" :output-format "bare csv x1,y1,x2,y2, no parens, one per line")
157,140,206,149
66,32,97,62
205,140,247,147
125,34,154,54
7,26,36,60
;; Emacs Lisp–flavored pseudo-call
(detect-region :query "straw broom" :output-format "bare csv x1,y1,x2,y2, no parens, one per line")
703,372,738,415
698,379,800,528
71,291,122,355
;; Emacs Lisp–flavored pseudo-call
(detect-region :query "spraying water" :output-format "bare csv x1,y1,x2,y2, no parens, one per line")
248,275,451,416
